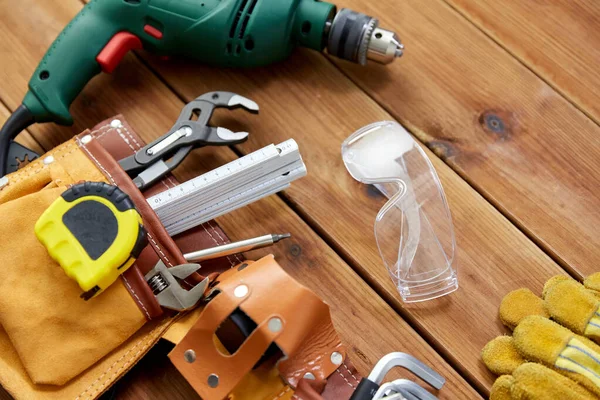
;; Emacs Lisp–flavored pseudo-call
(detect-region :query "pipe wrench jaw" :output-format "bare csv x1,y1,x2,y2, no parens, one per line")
145,261,209,311
175,91,259,135
196,91,260,114
118,92,258,191
205,127,249,145
170,91,257,146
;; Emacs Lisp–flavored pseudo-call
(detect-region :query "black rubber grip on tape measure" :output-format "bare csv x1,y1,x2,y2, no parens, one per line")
63,201,119,260
61,182,140,261
62,181,135,211
130,224,148,261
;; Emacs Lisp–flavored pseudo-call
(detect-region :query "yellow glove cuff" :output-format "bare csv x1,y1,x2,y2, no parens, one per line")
513,315,600,396
585,273,600,298
544,279,600,340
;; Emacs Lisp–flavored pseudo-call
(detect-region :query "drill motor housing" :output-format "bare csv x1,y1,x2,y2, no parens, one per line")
25,0,335,126
0,0,402,177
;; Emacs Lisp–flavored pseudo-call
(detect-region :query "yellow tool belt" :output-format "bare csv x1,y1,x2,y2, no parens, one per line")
0,116,356,400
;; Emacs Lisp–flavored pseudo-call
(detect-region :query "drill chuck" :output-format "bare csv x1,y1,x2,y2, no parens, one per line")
326,9,403,66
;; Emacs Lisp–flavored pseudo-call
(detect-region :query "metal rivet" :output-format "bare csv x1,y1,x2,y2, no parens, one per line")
268,317,283,333
0,177,8,189
303,372,316,380
80,135,92,144
184,349,196,363
43,156,54,165
208,374,219,388
234,284,248,298
110,119,122,128
330,352,343,366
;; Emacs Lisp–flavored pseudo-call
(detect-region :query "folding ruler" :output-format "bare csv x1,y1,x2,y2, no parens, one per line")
148,139,306,236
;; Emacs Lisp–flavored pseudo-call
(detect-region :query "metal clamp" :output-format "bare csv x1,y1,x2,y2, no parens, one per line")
145,261,209,311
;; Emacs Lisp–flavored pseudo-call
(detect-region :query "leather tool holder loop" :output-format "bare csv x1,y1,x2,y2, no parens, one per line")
79,116,236,318
76,117,218,319
169,255,346,400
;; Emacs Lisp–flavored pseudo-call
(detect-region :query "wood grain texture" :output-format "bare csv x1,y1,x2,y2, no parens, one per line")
0,0,480,398
330,0,600,279
141,37,571,394
443,0,600,124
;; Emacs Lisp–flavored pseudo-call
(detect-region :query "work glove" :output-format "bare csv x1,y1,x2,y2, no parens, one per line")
481,273,600,399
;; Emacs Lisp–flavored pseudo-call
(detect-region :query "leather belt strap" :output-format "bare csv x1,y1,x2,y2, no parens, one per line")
295,358,362,399
78,115,234,319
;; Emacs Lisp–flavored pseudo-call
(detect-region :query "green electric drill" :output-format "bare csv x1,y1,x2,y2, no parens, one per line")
0,0,403,176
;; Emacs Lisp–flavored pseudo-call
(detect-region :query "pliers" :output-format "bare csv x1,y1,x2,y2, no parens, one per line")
119,91,259,191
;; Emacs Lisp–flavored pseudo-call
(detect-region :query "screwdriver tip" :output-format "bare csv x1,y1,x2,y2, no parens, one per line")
273,233,292,242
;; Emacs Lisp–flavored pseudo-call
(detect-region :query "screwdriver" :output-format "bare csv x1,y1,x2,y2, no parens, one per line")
184,233,291,262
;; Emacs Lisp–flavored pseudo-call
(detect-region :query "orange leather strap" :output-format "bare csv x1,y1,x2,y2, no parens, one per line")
295,358,362,400
169,255,347,399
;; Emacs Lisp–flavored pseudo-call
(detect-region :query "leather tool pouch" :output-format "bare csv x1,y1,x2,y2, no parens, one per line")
0,117,359,400
0,117,235,398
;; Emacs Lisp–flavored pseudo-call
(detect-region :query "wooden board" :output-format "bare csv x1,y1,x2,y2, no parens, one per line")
328,0,600,278
443,0,600,124
0,0,480,398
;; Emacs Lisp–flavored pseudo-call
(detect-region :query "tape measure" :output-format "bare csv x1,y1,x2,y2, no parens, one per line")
35,182,147,300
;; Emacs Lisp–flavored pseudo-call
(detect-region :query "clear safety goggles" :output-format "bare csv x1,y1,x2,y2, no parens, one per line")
342,121,458,303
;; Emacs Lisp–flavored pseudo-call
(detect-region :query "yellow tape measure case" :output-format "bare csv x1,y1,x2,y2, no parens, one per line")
35,182,147,299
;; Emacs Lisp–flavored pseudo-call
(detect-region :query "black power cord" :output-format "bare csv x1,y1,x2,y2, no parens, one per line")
0,104,38,176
